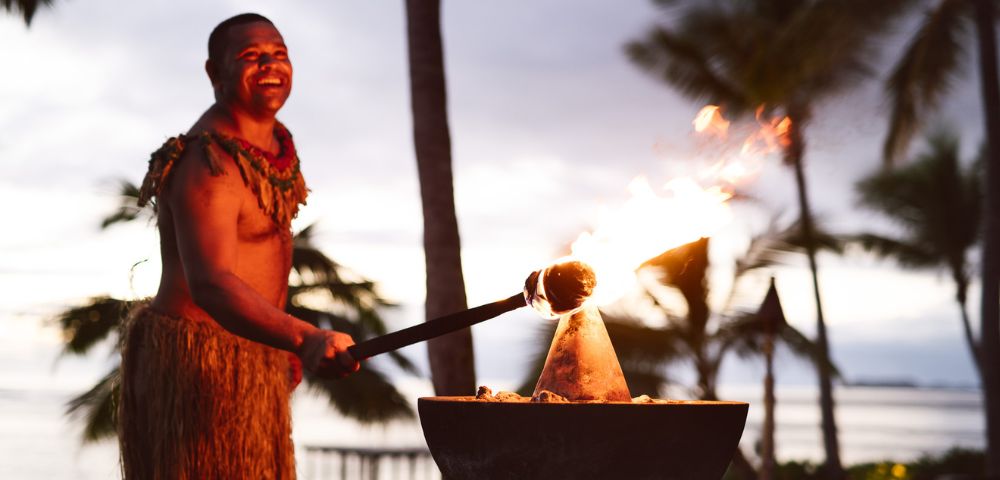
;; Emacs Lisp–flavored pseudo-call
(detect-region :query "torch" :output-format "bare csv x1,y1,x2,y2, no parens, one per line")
346,260,596,361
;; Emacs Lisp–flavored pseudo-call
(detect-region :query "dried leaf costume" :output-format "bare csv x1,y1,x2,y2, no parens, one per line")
119,123,307,480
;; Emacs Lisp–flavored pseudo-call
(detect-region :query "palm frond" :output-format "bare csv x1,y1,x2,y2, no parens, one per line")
716,312,840,377
291,226,395,327
883,0,971,163
65,367,119,443
100,179,146,230
734,217,843,279
304,368,414,423
780,219,845,255
763,0,913,101
290,224,402,370
618,368,670,398
605,314,684,365
856,129,981,272
630,0,912,117
55,297,133,356
847,233,939,268
1,0,53,25
641,238,712,338
626,26,748,111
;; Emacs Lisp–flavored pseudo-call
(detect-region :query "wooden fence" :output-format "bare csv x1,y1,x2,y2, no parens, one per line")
302,446,440,480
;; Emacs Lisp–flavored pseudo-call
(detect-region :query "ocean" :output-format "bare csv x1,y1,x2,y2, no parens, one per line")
0,382,984,479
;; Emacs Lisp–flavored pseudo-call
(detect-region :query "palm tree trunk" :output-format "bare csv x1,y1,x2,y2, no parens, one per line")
405,0,476,396
786,109,843,478
953,279,981,379
761,329,776,480
973,0,1000,474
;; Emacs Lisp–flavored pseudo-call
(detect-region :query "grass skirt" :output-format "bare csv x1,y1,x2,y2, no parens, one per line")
119,305,296,479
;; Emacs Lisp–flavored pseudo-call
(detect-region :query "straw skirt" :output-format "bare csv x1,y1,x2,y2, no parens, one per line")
119,305,296,480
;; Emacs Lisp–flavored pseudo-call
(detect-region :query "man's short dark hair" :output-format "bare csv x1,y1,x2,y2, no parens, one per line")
208,13,275,63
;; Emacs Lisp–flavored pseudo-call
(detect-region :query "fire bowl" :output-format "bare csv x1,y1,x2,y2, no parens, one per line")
418,397,748,480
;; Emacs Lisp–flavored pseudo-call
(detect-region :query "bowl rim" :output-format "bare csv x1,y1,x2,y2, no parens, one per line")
418,396,749,406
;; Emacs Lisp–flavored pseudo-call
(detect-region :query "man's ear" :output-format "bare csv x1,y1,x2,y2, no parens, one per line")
205,59,219,86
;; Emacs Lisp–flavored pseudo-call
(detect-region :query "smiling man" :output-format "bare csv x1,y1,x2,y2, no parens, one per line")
118,13,358,479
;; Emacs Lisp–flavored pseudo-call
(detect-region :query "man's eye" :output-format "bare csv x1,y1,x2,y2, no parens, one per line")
240,52,259,61
274,51,288,59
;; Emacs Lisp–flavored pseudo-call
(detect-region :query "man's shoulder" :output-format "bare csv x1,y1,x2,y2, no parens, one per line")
174,133,243,183
146,131,242,199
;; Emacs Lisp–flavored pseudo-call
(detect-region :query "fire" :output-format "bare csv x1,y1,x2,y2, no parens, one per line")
554,104,789,307
692,105,730,138
568,177,732,305
741,106,792,156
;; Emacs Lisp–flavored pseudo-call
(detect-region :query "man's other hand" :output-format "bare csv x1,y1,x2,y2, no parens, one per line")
298,329,360,379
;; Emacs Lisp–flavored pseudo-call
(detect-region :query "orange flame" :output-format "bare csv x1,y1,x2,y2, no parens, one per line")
692,105,730,138
547,104,786,308
741,106,792,156
693,105,792,188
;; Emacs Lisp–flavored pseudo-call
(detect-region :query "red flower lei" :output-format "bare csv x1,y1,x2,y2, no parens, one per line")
226,122,297,171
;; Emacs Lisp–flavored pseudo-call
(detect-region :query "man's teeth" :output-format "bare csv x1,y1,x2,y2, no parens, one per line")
258,78,282,86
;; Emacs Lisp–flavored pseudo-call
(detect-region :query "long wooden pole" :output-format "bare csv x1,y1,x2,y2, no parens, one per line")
349,294,524,360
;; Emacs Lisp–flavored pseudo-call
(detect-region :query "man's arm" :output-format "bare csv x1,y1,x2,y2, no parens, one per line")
164,141,358,377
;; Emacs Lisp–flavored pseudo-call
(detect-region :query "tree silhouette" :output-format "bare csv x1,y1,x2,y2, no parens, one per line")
882,1,1000,470
58,181,416,442
855,130,982,376
625,1,910,474
404,0,476,396
1,0,52,25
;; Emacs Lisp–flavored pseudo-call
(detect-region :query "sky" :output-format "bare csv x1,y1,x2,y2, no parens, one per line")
0,0,991,397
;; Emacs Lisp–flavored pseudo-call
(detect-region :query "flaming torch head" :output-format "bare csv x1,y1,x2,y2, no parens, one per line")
523,260,596,319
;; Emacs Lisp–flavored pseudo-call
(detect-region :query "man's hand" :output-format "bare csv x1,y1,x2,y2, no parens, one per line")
298,329,361,379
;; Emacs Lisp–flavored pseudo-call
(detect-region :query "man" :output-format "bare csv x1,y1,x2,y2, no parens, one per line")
119,13,358,479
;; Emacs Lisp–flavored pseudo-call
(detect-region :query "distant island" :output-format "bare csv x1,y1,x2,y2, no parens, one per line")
846,377,979,391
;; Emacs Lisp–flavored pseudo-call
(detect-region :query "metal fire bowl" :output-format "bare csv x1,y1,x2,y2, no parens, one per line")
418,397,749,480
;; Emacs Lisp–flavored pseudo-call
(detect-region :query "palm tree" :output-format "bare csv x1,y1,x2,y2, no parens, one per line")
58,182,415,442
1,0,51,25
855,130,982,376
882,1,1000,470
625,1,911,474
636,229,840,400
404,0,476,396
643,234,837,479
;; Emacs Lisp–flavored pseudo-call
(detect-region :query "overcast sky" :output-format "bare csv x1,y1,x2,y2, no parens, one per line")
0,0,990,391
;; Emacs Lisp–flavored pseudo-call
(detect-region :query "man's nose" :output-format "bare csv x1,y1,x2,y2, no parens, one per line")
258,54,280,69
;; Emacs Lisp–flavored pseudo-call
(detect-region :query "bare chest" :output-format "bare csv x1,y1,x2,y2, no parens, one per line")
237,198,290,243
234,205,293,304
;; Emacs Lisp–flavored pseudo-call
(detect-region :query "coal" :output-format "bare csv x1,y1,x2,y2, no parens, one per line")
475,386,526,403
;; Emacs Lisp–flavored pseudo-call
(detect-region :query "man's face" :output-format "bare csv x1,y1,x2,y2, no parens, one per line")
212,22,293,118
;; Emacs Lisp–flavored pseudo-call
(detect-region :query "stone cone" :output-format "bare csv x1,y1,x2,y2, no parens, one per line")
532,306,631,401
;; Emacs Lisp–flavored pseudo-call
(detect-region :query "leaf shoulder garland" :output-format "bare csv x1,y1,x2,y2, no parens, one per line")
138,122,308,229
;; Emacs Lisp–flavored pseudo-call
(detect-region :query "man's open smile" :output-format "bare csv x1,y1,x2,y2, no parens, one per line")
256,76,286,87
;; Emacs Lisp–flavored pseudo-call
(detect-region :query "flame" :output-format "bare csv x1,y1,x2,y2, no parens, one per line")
540,104,787,309
568,177,732,305
695,105,791,188
741,106,792,156
692,105,730,138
